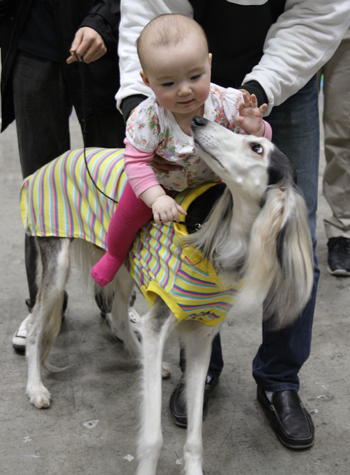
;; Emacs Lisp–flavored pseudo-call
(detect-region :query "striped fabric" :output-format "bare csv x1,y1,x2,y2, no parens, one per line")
21,148,126,249
20,148,240,326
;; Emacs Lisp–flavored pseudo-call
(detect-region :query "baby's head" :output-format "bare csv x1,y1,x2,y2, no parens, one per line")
137,14,212,115
137,14,209,70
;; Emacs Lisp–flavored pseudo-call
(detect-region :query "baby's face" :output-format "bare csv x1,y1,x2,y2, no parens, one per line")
141,32,212,118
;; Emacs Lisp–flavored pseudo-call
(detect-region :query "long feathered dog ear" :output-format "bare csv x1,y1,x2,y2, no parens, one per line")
237,182,314,329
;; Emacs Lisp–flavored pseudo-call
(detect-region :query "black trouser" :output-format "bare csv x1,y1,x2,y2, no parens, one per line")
13,50,125,309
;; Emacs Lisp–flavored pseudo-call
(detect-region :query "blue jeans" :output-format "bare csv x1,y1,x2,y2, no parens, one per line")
205,76,320,388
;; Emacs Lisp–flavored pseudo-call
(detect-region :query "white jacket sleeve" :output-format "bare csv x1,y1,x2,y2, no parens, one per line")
116,0,350,115
116,0,193,111
243,0,350,114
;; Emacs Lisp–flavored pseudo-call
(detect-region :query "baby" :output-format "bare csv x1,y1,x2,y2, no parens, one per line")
91,13,272,286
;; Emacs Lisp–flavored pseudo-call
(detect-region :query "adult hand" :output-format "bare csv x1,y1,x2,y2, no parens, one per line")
67,27,107,64
151,154,183,174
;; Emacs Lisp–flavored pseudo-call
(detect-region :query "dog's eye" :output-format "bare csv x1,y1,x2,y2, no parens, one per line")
251,143,264,155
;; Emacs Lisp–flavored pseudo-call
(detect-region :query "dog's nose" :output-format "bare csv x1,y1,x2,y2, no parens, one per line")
191,116,207,128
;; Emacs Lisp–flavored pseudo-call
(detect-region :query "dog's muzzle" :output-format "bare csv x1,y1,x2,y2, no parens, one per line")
191,116,208,131
191,117,224,168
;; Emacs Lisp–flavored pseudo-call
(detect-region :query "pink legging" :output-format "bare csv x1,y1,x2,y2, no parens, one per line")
91,181,153,287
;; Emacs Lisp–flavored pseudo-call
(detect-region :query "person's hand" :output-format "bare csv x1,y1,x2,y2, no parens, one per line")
152,195,187,225
235,93,267,137
151,154,183,174
67,27,107,64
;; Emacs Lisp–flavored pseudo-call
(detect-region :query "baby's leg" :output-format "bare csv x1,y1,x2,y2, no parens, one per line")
91,182,152,286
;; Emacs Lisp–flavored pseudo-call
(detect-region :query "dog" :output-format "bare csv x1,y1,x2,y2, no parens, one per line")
21,117,313,475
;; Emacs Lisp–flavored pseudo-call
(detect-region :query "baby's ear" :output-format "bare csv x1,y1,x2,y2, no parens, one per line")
140,71,150,87
208,53,212,68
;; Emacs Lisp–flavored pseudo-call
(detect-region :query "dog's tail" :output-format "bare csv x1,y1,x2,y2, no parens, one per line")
237,184,314,329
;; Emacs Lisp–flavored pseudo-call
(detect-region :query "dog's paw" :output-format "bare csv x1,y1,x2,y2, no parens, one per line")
162,361,171,379
27,385,51,409
183,451,204,475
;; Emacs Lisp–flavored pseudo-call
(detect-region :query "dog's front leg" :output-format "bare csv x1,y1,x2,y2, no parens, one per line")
182,323,220,475
136,298,176,475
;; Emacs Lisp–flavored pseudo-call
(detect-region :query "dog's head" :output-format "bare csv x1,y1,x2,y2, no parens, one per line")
191,116,296,202
191,116,313,328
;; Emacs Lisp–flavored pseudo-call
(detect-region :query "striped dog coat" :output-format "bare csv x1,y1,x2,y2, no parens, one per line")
20,148,240,325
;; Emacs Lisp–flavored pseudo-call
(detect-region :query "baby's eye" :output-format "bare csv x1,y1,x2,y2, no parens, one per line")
161,82,174,87
190,74,201,81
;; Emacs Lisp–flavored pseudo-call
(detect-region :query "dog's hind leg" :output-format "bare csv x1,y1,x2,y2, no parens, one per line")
136,298,177,475
108,267,142,360
181,322,221,475
26,237,71,408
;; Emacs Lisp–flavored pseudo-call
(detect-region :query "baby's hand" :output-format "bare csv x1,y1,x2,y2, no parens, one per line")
152,195,187,225
235,93,267,137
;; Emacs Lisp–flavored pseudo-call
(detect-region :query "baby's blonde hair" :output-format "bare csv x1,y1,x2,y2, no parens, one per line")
137,14,209,72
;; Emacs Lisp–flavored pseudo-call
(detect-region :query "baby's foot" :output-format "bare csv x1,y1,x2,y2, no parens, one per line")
91,253,122,287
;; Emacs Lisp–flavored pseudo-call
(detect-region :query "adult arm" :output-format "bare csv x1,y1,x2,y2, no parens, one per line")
242,0,350,114
67,0,121,63
116,0,350,117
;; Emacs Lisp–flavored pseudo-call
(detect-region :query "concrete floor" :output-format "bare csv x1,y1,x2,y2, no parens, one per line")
0,97,349,475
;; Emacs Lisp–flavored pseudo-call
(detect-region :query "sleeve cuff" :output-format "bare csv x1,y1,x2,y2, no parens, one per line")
263,120,272,141
239,81,268,107
120,95,148,123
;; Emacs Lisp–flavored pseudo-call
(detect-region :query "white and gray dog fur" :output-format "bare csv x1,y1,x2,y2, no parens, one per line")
23,117,313,475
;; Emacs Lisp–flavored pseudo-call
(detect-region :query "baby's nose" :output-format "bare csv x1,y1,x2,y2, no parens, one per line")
178,83,192,96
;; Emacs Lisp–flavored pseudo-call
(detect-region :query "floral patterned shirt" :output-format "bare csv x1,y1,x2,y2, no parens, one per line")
125,83,245,192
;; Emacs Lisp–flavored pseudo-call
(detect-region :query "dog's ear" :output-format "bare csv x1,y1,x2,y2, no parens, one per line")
267,147,297,187
237,183,314,329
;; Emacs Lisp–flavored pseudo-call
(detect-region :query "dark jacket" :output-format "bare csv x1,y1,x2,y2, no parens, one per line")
0,0,121,132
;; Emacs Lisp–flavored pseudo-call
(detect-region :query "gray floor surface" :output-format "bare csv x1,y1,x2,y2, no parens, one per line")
0,96,349,475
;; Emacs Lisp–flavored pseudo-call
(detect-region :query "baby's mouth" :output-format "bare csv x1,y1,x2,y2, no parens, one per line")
178,99,194,105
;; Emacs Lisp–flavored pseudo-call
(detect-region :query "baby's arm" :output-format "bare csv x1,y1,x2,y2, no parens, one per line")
235,93,268,137
124,139,186,225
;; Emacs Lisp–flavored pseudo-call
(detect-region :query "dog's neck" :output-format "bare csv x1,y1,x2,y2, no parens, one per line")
228,188,262,240
212,190,262,286
184,186,262,288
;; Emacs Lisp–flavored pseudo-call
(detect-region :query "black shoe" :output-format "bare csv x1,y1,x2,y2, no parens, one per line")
94,289,114,318
95,289,136,319
327,237,350,276
25,290,69,316
169,376,219,428
257,386,314,449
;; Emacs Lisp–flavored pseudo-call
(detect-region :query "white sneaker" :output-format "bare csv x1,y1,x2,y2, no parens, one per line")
128,307,142,337
12,314,31,352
